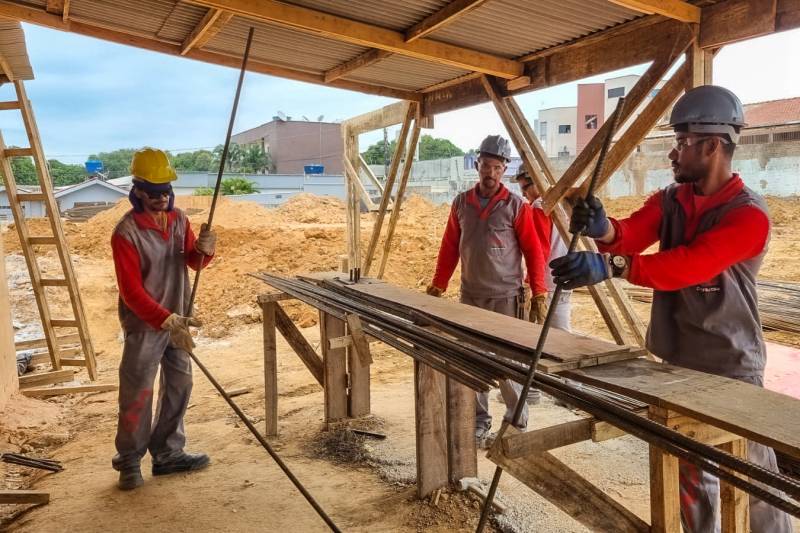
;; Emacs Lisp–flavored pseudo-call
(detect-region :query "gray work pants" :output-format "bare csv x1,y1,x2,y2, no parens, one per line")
461,293,528,432
528,290,573,402
679,374,793,533
112,330,194,471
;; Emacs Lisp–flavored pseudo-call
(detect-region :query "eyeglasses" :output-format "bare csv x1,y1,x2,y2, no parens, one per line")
672,136,730,152
138,187,171,199
520,182,533,192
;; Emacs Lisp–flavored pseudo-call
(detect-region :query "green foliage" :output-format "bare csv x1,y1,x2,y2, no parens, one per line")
221,177,257,196
193,187,214,196
361,135,464,165
171,150,215,172
7,156,37,185
87,148,137,176
418,135,464,161
211,143,272,174
48,159,87,186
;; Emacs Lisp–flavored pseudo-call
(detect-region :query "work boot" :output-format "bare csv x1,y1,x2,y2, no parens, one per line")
475,427,491,450
118,466,144,491
526,387,541,405
152,452,210,476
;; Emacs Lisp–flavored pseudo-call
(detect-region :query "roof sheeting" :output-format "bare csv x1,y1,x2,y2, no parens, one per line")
0,20,33,82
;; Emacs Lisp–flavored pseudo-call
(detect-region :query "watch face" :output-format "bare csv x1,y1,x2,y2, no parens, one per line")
612,255,626,268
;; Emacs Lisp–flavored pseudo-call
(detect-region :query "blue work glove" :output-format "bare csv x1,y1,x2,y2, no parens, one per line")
550,252,611,290
570,195,609,238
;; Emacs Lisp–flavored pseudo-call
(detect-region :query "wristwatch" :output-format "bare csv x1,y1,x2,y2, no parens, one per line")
609,255,628,278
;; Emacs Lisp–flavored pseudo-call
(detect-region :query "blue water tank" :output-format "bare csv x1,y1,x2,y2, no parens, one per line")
85,159,104,174
304,164,324,175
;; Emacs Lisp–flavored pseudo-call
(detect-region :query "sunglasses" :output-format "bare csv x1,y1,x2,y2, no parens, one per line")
136,186,172,199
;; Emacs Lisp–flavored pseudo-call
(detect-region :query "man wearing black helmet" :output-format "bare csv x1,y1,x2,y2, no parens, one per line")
427,134,548,448
550,86,792,532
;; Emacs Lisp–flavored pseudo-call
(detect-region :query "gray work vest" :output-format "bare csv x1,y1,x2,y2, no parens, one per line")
646,184,769,378
114,209,191,333
454,187,526,299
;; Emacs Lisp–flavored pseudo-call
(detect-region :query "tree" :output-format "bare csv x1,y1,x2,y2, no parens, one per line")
171,149,216,172
240,145,271,174
87,148,137,177
361,139,397,165
5,155,38,185
221,177,257,195
418,135,464,160
48,160,87,186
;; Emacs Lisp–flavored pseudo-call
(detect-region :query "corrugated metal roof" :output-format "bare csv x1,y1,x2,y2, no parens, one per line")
154,2,209,42
70,0,182,39
281,0,452,31
430,0,644,58
0,21,33,81
206,16,369,73
346,54,469,91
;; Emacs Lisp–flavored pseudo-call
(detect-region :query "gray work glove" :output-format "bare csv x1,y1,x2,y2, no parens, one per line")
195,223,216,256
161,313,202,353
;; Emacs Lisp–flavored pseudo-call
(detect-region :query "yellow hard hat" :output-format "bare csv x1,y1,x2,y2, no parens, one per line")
130,147,177,184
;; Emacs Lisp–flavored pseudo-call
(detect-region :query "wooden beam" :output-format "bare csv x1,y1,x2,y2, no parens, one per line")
649,407,682,533
363,102,415,276
540,28,692,213
319,311,348,423
607,0,700,22
273,305,323,386
347,314,371,417
488,426,650,532
45,0,69,22
21,383,117,398
262,301,278,436
414,361,448,498
446,377,477,483
405,0,491,42
18,369,75,389
343,101,412,136
190,0,523,78
700,0,778,48
181,8,233,55
0,490,49,505
720,439,750,533
0,3,421,102
324,49,392,83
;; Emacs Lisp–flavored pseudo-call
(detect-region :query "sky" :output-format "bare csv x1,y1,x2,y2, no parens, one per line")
1,23,799,164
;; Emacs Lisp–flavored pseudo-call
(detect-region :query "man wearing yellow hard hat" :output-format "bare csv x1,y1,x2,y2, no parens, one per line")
110,147,216,490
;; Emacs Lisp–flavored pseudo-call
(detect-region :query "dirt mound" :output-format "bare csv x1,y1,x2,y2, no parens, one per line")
766,196,800,225
274,193,346,224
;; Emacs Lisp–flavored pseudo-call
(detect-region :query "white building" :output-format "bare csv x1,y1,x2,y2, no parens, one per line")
534,106,578,158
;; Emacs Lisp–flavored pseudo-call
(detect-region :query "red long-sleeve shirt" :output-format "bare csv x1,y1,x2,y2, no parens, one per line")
598,175,769,291
432,185,548,295
111,210,213,329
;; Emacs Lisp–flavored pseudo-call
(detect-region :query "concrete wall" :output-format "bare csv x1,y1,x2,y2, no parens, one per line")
577,83,605,153
232,120,344,175
0,235,18,409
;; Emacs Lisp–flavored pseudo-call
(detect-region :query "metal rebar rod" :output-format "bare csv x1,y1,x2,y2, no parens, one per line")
476,97,628,532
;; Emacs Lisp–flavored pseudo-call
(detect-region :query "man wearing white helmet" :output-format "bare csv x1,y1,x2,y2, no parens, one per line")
427,135,548,448
111,148,216,490
551,86,792,532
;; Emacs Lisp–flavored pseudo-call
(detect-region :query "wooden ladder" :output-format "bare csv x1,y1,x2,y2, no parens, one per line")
0,79,97,380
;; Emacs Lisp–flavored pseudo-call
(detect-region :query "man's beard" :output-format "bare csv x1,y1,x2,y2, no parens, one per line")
673,165,702,184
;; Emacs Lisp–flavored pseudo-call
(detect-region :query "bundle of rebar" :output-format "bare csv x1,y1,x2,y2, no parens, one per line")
1,453,63,472
624,280,800,334
254,272,800,519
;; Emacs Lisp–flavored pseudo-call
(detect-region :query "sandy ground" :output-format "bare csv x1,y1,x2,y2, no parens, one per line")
2,193,799,532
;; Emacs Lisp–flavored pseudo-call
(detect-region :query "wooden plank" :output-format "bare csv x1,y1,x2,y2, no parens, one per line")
3,147,33,157
446,377,477,483
405,0,492,42
328,334,380,350
262,301,278,436
15,333,79,350
0,4,421,103
700,0,777,48
345,314,373,366
0,100,21,110
720,439,750,533
191,0,524,78
49,319,78,328
39,278,68,287
59,357,86,367
319,311,348,422
343,155,378,211
324,49,392,83
414,361,449,498
0,490,49,504
21,383,117,397
363,102,415,276
181,8,233,55
649,443,682,533
607,0,700,22
274,305,323,386
18,369,75,388
649,406,738,446
377,119,422,278
342,101,412,136
345,281,637,363
28,236,57,246
256,291,294,304
488,426,649,532
565,358,800,458
501,418,592,459
358,154,386,196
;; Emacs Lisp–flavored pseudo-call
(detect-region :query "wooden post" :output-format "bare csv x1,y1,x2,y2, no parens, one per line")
446,377,477,483
363,102,416,275
377,114,422,278
414,361,448,498
262,301,278,436
649,407,682,533
719,439,749,533
345,314,371,417
320,311,348,423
